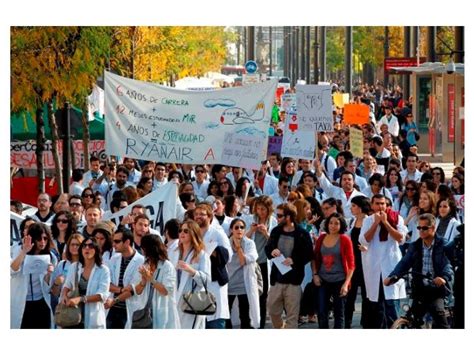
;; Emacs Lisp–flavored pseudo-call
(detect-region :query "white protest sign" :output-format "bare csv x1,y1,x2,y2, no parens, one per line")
242,73,260,86
281,93,296,112
10,211,25,245
280,106,316,160
105,72,277,165
23,255,51,275
221,133,265,170
296,84,333,132
105,182,177,236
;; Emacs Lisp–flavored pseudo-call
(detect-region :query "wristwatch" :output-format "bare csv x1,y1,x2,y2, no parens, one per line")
81,296,87,304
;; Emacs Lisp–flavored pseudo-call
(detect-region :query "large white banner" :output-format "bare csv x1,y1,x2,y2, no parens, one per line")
296,84,333,132
106,182,178,236
105,71,277,164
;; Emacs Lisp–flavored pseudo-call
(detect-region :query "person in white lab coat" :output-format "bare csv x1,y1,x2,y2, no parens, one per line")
226,218,260,329
194,202,233,329
314,159,366,219
105,228,144,329
60,236,111,329
175,220,211,329
359,194,407,328
130,233,180,329
10,223,58,329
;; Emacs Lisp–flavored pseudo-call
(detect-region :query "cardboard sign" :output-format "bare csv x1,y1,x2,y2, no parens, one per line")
349,127,364,158
343,104,370,125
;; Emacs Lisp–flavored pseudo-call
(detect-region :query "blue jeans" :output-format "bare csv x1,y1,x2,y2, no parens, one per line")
317,279,346,329
206,318,226,329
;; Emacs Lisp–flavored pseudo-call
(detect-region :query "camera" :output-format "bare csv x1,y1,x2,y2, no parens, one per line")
446,59,456,74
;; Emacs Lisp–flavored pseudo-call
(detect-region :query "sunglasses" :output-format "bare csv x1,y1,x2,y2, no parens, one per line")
36,236,49,242
83,194,94,198
179,228,189,233
56,219,69,224
233,225,245,230
112,239,123,244
219,182,228,185
189,199,196,203
416,226,431,231
276,213,285,218
83,243,95,249
406,187,416,191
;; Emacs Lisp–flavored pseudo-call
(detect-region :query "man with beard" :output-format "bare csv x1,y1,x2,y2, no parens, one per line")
194,202,232,329
32,193,55,224
132,213,151,255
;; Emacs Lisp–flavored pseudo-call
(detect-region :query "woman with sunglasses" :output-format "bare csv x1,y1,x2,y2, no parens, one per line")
11,223,58,328
226,219,260,329
131,233,180,329
50,233,84,316
394,180,419,220
218,177,235,198
60,237,111,329
81,187,96,210
175,220,211,329
51,211,77,260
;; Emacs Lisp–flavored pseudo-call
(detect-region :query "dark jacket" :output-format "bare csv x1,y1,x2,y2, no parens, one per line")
265,224,313,286
388,236,454,296
210,246,229,286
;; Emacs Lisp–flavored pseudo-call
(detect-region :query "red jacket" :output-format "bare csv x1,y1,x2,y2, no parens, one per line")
314,233,355,281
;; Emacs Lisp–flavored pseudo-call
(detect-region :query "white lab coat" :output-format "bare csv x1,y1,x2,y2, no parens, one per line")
107,251,144,326
192,180,210,201
400,169,423,183
129,260,180,329
10,249,58,329
318,172,366,218
63,262,111,329
262,174,279,196
175,250,211,329
377,114,399,137
435,217,461,243
319,152,337,180
203,225,233,322
359,214,407,302
229,236,260,329
167,239,180,267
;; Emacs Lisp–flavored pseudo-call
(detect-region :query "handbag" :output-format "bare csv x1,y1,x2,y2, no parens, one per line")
132,268,160,329
54,266,82,328
255,263,264,296
179,273,216,316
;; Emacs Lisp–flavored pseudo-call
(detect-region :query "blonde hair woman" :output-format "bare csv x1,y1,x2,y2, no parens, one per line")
175,220,211,329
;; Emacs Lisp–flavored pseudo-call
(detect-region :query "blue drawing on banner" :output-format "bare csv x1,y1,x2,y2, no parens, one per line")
204,99,236,108
204,122,220,130
236,127,266,139
298,88,332,111
220,101,265,125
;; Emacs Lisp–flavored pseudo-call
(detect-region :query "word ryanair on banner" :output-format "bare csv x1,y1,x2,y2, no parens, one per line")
11,140,106,169
296,84,333,132
221,133,265,170
106,182,178,236
105,71,277,164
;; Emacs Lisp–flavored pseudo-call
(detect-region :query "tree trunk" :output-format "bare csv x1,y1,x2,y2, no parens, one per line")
81,97,90,172
36,107,46,194
48,102,63,194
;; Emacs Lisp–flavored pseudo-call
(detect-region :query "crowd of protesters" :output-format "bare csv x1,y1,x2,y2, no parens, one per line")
10,82,464,329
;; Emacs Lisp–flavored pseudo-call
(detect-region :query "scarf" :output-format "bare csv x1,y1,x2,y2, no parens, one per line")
379,208,399,242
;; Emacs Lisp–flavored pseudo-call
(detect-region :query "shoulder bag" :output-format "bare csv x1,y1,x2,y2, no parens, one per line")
54,265,82,328
179,272,216,316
